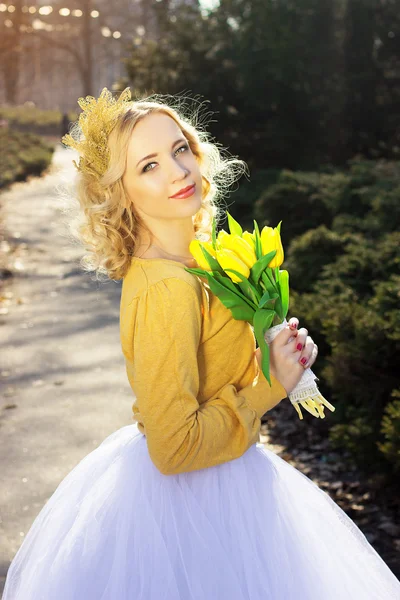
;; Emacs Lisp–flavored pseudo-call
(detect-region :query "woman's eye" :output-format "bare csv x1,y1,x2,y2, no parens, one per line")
142,144,189,173
142,162,156,173
176,143,189,155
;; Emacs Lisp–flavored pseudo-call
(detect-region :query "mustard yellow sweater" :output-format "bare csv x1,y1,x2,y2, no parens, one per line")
120,256,288,475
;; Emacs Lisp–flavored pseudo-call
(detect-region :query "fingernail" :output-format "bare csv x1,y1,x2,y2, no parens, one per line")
301,357,307,365
297,343,303,351
290,322,298,329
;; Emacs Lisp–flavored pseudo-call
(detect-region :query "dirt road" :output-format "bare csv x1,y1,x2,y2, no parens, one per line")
0,144,134,595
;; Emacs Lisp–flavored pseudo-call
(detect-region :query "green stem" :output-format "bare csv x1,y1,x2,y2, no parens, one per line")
249,273,260,289
272,313,283,326
261,271,279,296
266,268,278,292
236,282,259,311
251,283,261,304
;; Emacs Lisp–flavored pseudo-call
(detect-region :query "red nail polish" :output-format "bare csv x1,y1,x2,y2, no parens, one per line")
297,343,303,351
301,357,307,364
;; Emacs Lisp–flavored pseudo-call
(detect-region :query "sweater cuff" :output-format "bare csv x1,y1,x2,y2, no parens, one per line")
240,368,288,420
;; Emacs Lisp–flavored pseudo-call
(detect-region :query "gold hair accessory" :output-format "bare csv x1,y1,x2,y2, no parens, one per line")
61,86,132,178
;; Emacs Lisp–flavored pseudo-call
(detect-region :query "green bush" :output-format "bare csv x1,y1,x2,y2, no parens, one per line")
252,158,400,241
0,128,54,189
377,392,400,473
319,232,399,298
0,105,61,127
330,159,400,237
228,168,282,231
0,105,78,136
284,225,348,293
244,157,400,477
253,169,335,242
292,270,399,475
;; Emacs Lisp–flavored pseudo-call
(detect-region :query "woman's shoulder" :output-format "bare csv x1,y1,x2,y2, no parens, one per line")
121,257,203,305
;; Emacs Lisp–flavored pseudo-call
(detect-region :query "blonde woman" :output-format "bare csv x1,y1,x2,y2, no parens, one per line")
3,88,400,599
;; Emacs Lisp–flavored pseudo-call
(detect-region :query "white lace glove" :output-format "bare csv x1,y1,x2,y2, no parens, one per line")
264,318,336,420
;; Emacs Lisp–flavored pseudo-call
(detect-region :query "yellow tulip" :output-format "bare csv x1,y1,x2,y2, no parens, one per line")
217,233,257,269
217,229,229,243
189,240,216,270
242,231,255,251
260,226,284,268
215,247,250,283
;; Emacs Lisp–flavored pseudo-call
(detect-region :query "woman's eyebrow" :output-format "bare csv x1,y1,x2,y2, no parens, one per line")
136,137,187,167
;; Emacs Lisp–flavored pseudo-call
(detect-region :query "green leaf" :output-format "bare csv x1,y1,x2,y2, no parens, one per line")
236,278,260,306
222,268,259,307
200,244,224,273
279,269,290,319
260,344,271,385
184,266,213,279
211,215,217,249
253,307,275,341
264,298,279,311
260,270,277,297
253,308,275,386
274,266,280,289
258,288,271,308
253,219,262,259
226,210,243,237
249,250,277,285
245,279,262,304
274,296,284,321
184,267,256,320
259,292,279,310
212,271,255,312
228,269,261,304
208,277,255,321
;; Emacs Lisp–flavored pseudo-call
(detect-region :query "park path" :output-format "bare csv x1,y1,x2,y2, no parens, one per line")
0,144,134,595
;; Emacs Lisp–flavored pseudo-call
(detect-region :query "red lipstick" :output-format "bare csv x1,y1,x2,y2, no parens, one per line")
170,183,196,199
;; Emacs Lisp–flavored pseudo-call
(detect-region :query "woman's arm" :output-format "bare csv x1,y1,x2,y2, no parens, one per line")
130,277,287,475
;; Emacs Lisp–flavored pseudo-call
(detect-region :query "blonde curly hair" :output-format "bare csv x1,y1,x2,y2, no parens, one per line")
60,91,249,281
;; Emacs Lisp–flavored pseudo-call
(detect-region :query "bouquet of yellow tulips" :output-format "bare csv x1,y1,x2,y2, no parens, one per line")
184,211,335,421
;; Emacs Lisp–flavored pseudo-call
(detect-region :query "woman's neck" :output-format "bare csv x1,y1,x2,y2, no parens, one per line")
134,243,197,266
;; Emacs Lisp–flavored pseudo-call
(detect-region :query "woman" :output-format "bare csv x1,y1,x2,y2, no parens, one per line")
3,87,400,599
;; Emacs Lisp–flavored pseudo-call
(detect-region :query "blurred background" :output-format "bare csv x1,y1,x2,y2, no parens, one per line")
0,0,399,579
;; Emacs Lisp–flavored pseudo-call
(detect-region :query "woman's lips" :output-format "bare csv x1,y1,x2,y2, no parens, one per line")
171,184,196,199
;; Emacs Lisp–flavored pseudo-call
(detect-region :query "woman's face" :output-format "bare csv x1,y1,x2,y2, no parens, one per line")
122,112,203,227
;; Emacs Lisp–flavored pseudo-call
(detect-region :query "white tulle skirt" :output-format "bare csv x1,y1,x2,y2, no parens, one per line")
3,422,400,599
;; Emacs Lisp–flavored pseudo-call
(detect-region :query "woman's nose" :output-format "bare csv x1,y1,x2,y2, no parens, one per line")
170,158,189,179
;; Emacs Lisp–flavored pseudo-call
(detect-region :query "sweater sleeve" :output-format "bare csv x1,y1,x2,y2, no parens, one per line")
130,276,288,475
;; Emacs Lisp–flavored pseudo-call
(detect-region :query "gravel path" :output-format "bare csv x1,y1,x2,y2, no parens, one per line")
0,144,134,595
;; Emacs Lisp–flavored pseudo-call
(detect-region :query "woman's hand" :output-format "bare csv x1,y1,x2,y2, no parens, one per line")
254,316,318,395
